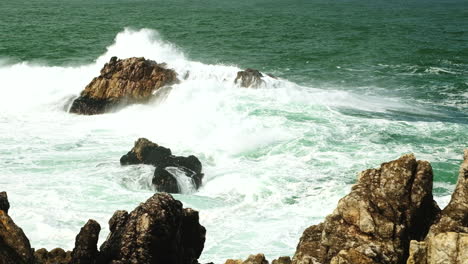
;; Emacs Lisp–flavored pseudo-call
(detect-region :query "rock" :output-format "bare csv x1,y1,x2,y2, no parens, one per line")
34,248,72,264
225,254,269,264
406,149,468,264
292,154,440,264
69,56,179,115
272,256,292,264
0,191,9,214
120,138,204,193
0,193,35,264
234,68,264,88
97,193,206,264
70,220,101,264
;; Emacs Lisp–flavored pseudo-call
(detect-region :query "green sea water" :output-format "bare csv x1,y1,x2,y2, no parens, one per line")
0,0,467,262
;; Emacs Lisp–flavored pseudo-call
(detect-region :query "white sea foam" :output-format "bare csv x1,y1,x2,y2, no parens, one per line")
0,28,463,263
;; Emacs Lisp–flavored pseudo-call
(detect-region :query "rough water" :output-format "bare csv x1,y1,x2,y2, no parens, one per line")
0,0,467,263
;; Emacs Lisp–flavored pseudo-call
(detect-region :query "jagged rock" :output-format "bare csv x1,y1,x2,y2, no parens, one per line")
272,256,292,264
70,220,101,264
0,193,35,264
330,249,377,264
69,56,179,115
34,248,72,264
97,193,206,264
234,68,264,88
407,149,468,264
120,138,204,193
225,254,269,264
292,154,440,264
0,191,9,214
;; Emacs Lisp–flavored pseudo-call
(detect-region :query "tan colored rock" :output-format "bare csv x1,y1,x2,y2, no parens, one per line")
69,56,179,115
225,254,269,264
225,260,243,264
407,149,468,264
272,256,292,264
292,154,440,264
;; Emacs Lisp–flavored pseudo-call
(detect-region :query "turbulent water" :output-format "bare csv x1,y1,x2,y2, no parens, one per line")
0,0,467,262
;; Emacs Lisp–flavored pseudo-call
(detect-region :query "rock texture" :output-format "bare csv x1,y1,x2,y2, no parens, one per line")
120,138,204,193
0,194,35,264
69,56,179,115
70,220,100,264
234,68,264,88
34,248,71,264
225,254,269,264
272,256,292,264
406,149,468,264
98,193,206,264
0,191,205,264
292,154,441,264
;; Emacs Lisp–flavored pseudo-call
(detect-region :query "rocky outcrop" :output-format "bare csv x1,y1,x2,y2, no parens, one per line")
34,248,71,264
292,154,441,264
0,194,35,264
225,254,269,264
70,220,100,264
0,191,205,264
69,56,179,115
406,149,468,264
98,193,206,264
120,138,204,193
0,191,9,214
234,69,264,88
272,256,292,264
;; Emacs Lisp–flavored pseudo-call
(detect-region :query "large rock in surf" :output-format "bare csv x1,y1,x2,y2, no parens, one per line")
69,56,179,115
407,149,468,264
70,220,101,264
234,68,264,88
120,138,204,193
98,193,206,264
292,154,441,264
0,193,35,264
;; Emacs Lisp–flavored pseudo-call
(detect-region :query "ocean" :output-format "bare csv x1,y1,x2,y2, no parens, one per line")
0,0,467,262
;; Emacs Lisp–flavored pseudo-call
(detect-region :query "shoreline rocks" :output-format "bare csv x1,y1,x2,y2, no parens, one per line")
69,57,179,115
120,138,204,193
234,68,265,88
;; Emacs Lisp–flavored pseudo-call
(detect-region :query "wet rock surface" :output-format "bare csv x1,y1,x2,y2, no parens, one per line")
121,138,204,193
34,248,72,264
0,191,9,214
234,68,264,88
69,56,179,115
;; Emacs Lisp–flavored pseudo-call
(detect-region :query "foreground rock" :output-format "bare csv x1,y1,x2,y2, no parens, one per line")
292,154,441,264
225,254,269,264
407,149,468,264
98,193,206,264
0,192,205,264
120,138,204,193
234,68,265,88
0,195,35,264
69,56,179,115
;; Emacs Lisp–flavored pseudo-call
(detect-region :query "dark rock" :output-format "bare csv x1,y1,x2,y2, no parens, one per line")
69,57,179,115
70,220,101,264
234,68,264,88
121,138,204,193
292,154,440,264
0,193,35,264
0,191,9,214
272,256,291,264
97,193,205,264
34,248,71,264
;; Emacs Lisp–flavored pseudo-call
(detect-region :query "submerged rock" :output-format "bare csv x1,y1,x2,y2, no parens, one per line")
407,149,468,264
234,68,264,88
69,56,179,115
120,138,204,193
0,193,35,264
98,193,206,264
292,154,441,264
